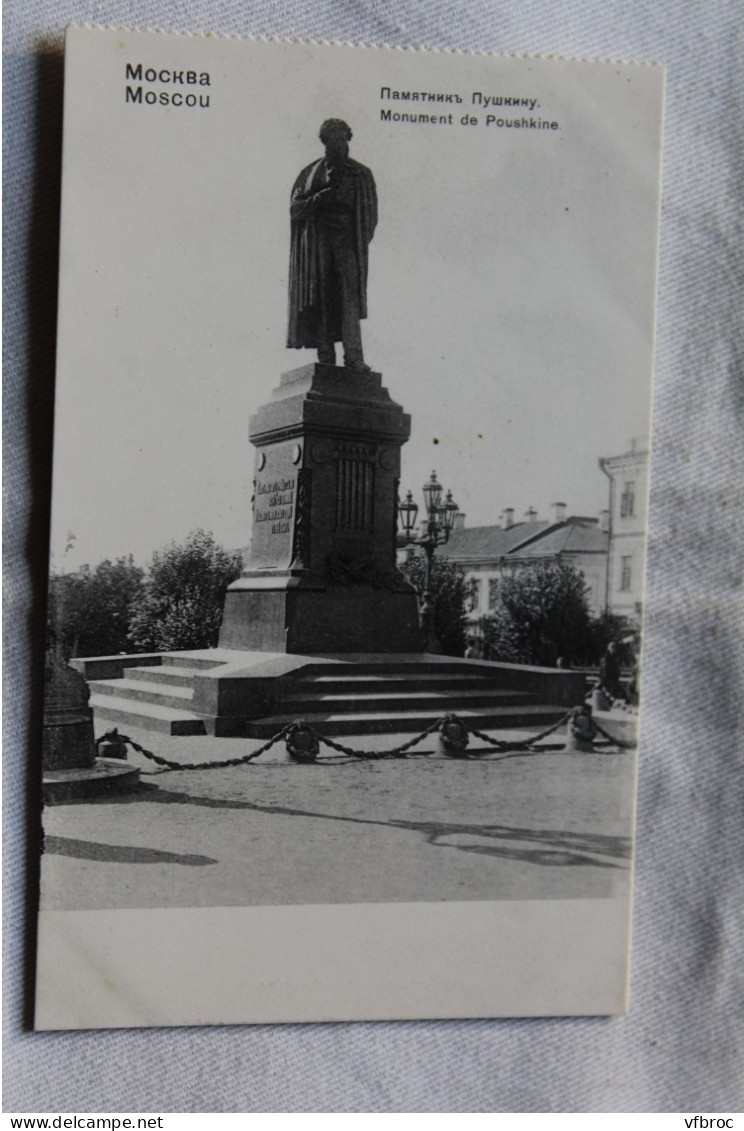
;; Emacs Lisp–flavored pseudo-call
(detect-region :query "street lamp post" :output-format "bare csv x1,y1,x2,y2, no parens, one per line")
398,470,459,653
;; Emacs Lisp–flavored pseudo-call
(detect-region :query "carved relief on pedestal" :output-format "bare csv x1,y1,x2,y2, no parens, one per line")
290,468,312,570
334,441,375,532
324,550,399,590
378,447,398,472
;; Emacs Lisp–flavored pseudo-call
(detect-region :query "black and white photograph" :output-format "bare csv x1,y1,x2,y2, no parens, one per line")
35,28,664,1030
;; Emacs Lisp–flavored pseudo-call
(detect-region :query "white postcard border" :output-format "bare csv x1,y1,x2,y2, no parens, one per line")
36,898,630,1028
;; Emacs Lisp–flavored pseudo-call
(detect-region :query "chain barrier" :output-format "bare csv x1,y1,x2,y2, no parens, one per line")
95,726,293,770
310,718,444,760
95,708,634,772
468,709,573,751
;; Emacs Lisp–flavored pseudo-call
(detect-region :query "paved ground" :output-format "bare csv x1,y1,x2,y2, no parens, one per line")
40,717,636,911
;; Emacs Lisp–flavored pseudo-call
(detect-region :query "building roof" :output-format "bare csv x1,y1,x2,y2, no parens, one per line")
509,521,608,558
438,521,550,562
439,518,607,564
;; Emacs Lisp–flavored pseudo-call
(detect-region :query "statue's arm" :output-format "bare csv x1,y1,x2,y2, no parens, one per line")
290,168,332,220
361,167,378,241
290,187,332,220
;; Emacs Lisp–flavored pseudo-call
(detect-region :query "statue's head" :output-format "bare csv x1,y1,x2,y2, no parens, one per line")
319,119,352,160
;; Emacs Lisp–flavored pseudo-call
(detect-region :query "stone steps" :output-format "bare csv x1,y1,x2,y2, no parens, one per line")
89,693,206,736
159,651,229,671
120,665,499,695
297,673,498,694
89,677,196,713
280,688,534,714
248,703,566,738
84,650,581,738
124,665,198,688
90,672,526,714
301,660,486,677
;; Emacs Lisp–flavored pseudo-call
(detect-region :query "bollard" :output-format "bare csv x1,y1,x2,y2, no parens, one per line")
438,715,470,758
592,687,611,712
286,721,319,763
97,729,130,760
565,706,596,752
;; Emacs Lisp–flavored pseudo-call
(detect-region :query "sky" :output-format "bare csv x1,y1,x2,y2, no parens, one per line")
50,31,662,572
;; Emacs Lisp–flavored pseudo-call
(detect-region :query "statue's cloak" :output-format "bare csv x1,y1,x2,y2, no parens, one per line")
287,157,377,349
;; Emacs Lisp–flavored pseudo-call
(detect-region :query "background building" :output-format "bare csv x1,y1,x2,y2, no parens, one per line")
400,441,650,632
435,502,609,623
599,439,650,624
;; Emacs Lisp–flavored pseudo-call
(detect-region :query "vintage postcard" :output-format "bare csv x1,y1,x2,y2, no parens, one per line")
36,27,664,1028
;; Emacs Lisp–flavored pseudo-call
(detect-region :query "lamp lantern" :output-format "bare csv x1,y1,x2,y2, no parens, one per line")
397,489,419,542
442,489,459,537
422,470,442,519
397,470,460,653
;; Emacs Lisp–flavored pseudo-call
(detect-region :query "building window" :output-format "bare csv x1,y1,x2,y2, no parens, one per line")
488,577,500,610
620,481,635,518
467,578,481,613
620,556,632,591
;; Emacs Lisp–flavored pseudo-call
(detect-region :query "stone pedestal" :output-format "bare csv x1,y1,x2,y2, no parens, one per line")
220,364,422,654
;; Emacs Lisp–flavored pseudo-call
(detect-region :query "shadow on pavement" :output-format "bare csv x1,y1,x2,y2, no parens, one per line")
50,781,630,870
43,835,217,866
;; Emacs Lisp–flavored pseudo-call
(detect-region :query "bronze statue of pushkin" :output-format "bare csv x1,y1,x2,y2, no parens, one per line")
287,119,377,371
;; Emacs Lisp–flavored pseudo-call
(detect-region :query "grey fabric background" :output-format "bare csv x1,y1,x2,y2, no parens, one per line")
4,0,742,1114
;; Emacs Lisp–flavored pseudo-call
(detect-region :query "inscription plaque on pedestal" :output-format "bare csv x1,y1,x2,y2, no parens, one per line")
250,449,298,570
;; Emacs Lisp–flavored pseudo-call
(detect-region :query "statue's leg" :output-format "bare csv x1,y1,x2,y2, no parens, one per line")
317,345,336,364
316,236,337,365
334,240,367,370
